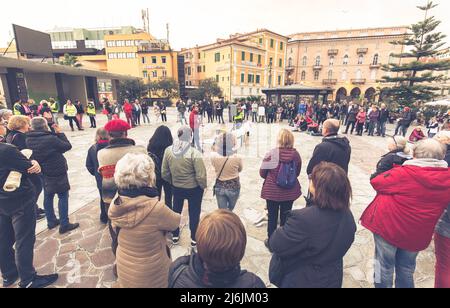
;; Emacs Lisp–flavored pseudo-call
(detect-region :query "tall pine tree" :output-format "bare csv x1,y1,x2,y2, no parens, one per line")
380,0,450,107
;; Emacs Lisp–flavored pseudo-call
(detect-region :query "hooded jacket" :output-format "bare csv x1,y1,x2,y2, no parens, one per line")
370,150,412,180
109,189,181,288
260,148,302,202
436,146,450,238
168,253,265,289
361,159,450,252
307,135,351,175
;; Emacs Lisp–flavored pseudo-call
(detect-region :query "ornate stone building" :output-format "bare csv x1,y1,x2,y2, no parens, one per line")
286,26,409,102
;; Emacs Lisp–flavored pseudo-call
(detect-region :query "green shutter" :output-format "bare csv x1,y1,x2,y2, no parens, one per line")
241,52,245,61
256,75,260,84
241,73,245,83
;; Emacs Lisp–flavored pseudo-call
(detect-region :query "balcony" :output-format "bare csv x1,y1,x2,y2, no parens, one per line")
370,63,382,69
313,65,323,70
286,65,295,72
351,79,366,85
328,49,339,56
357,48,368,54
323,79,337,85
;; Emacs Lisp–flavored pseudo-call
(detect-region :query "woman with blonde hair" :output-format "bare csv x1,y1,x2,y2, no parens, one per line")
260,128,302,250
109,153,181,288
370,136,412,180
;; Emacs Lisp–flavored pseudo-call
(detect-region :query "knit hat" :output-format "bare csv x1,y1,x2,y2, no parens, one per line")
104,119,131,132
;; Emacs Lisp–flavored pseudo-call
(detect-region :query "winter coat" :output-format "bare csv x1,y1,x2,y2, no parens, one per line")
370,150,412,180
97,138,147,204
369,110,380,123
436,146,450,238
26,131,72,194
86,140,109,190
356,112,366,124
361,159,450,252
0,143,34,215
190,110,201,130
346,108,357,122
307,135,351,175
162,144,207,190
123,103,133,115
269,206,356,288
109,189,181,288
169,253,266,289
6,130,27,151
378,109,390,123
260,148,302,202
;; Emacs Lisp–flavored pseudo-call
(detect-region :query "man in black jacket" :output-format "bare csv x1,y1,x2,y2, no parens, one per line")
377,103,390,137
0,142,59,288
307,119,352,176
26,118,79,234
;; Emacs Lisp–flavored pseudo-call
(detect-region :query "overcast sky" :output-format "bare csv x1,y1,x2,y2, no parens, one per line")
1,0,449,50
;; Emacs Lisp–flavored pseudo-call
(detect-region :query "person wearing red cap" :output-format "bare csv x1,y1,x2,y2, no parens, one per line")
395,107,414,137
122,100,134,128
97,119,147,256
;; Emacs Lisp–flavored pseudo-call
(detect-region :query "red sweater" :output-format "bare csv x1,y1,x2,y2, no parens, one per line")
361,164,450,252
123,103,133,115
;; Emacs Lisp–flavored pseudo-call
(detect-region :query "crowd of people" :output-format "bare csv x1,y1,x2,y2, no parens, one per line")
0,97,449,289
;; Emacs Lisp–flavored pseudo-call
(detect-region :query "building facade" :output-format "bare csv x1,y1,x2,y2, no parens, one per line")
180,29,289,101
286,26,409,102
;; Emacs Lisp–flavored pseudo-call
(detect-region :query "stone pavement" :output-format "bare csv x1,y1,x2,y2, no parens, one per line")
1,109,436,288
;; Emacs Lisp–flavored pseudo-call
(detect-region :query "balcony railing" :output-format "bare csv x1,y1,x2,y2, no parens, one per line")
357,48,368,54
328,49,339,56
351,79,366,85
370,63,382,69
286,65,295,71
313,65,323,70
323,79,337,85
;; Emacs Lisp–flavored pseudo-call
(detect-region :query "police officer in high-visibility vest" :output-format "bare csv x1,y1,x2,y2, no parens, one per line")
233,105,245,129
63,100,83,131
86,100,97,128
49,98,59,124
13,101,25,116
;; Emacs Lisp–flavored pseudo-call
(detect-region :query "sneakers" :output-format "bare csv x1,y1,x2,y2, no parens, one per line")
36,212,46,221
19,274,59,289
191,241,197,249
3,273,19,288
172,237,180,245
59,223,80,235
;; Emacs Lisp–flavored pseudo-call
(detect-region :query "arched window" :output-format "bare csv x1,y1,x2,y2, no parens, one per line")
329,56,335,66
328,70,333,79
302,56,307,66
343,55,349,65
358,54,364,65
314,70,320,80
341,70,348,81
356,69,362,79
301,71,306,81
288,57,293,67
315,56,321,66
373,54,379,65
389,53,395,64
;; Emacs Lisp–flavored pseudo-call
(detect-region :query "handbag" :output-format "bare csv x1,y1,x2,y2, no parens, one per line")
213,157,229,196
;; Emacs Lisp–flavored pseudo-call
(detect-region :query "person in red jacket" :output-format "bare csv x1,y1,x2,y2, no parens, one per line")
122,100,134,127
355,107,366,136
189,105,202,151
361,138,450,288
408,127,426,143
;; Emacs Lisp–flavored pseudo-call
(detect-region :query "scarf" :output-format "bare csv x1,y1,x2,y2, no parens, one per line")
403,158,448,168
118,186,159,199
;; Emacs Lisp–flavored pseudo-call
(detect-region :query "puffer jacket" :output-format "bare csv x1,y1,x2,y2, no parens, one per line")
109,189,181,288
169,253,266,289
260,148,302,202
307,135,351,175
370,150,412,180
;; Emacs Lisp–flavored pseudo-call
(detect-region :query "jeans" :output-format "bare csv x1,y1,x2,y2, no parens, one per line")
157,179,173,209
395,123,409,137
378,121,387,136
374,234,419,288
192,128,202,151
142,113,150,124
434,233,450,288
356,123,364,135
43,190,69,228
0,203,37,286
172,186,204,242
179,112,187,125
67,116,81,130
89,116,96,128
267,200,294,239
368,121,377,136
252,112,258,123
215,187,240,211
161,113,167,122
345,121,356,134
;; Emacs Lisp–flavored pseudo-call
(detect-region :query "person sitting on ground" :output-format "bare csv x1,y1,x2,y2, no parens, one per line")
409,126,426,143
268,162,356,288
109,153,181,288
168,210,266,288
361,138,450,288
306,116,320,134
370,136,412,180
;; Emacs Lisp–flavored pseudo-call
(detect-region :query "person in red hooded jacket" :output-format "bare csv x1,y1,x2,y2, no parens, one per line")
189,105,202,151
361,138,450,289
122,100,134,127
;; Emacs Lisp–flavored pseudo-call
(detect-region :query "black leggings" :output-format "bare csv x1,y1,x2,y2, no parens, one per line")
172,186,204,242
89,116,96,128
267,200,294,239
161,113,167,122
345,121,356,134
157,180,173,209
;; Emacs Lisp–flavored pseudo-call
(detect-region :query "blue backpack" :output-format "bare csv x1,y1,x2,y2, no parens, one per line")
276,160,297,189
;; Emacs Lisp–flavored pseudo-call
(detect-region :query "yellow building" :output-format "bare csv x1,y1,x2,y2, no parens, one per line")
104,32,179,83
180,29,289,101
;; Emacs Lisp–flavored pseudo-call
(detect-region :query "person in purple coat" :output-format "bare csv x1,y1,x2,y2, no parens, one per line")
368,105,380,136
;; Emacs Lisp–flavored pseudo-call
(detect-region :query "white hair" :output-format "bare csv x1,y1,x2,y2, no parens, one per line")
388,136,410,153
413,138,447,160
435,131,450,145
114,153,156,189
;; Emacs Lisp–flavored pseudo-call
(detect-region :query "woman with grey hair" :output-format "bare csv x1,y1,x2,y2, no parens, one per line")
26,117,79,234
434,131,450,288
109,153,180,288
370,136,412,180
210,132,243,211
361,138,450,288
